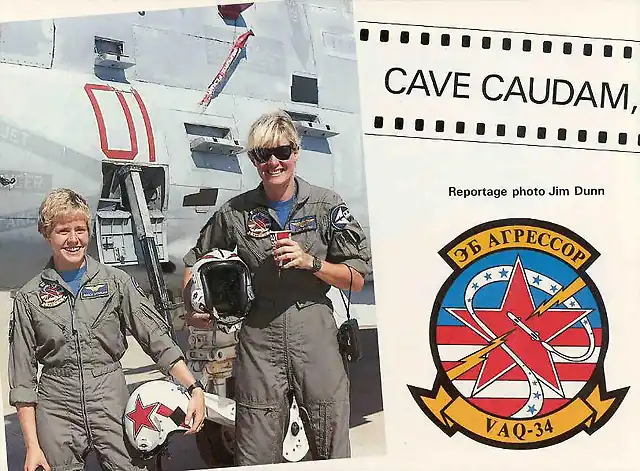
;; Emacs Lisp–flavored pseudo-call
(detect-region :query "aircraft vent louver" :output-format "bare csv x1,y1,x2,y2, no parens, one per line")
189,136,244,155
293,121,339,138
94,36,136,70
185,123,244,155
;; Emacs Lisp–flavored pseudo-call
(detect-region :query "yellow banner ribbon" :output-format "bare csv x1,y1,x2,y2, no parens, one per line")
414,378,627,446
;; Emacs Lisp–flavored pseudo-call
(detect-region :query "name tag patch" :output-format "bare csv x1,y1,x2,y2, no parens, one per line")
289,215,317,233
81,283,109,299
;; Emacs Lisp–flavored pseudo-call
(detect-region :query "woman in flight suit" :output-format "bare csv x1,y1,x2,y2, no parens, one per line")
8,188,206,471
183,109,373,466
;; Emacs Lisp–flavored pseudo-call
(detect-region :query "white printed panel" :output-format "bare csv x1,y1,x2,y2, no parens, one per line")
356,22,639,154
353,3,640,469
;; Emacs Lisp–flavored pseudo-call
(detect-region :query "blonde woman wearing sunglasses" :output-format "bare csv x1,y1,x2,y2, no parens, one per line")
183,109,372,466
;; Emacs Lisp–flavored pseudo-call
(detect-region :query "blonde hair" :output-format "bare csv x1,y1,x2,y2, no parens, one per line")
38,188,92,239
247,109,301,151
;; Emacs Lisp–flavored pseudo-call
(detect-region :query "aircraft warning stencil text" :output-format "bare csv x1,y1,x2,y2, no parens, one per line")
356,23,639,153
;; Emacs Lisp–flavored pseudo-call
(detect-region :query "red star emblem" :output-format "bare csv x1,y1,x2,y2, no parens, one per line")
447,256,591,398
125,395,159,438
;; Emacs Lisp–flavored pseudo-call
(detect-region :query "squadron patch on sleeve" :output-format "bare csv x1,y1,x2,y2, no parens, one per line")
80,282,109,299
247,208,272,238
289,215,317,234
38,283,67,308
329,204,354,231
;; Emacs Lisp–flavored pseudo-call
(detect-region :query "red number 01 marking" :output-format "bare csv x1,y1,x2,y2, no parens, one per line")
84,83,156,162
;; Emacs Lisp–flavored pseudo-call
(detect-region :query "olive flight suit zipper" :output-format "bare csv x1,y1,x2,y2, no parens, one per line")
68,285,94,444
280,198,303,393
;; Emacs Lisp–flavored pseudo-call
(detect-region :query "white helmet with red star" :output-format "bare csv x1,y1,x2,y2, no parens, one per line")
123,379,192,458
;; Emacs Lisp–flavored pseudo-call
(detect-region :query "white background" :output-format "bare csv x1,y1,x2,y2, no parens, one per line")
355,1,640,470
1,1,639,470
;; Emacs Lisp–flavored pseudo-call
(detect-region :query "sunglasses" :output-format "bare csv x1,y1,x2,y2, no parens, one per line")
248,145,296,164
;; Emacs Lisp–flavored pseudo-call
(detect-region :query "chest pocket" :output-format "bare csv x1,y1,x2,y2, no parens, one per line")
289,214,323,257
235,216,270,268
32,308,69,360
84,283,125,360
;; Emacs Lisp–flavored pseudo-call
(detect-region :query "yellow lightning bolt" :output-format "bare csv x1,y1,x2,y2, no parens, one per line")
445,276,587,381
446,330,514,381
526,276,586,320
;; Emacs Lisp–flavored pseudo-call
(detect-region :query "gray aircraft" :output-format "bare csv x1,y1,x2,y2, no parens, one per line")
0,0,376,467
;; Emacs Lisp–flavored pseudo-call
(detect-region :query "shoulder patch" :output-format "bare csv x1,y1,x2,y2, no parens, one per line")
38,283,67,309
131,277,146,296
8,317,14,344
289,215,317,234
247,208,272,238
81,282,110,299
329,204,354,231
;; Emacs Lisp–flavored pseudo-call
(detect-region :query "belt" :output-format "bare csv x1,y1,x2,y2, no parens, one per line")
41,360,122,378
252,294,332,313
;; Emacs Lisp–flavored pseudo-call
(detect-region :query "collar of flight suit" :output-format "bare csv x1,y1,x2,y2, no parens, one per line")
248,176,312,230
249,175,312,208
40,254,102,296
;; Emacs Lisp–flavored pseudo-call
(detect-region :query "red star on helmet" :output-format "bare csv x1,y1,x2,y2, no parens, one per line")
125,395,159,438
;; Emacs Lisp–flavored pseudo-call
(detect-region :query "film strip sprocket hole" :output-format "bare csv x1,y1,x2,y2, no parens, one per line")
374,117,640,149
357,22,639,153
359,24,635,59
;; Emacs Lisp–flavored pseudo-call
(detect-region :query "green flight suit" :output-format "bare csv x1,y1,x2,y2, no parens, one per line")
183,176,372,465
8,255,184,471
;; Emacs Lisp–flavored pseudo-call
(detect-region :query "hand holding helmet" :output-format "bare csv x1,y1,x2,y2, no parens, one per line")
184,384,206,435
186,310,215,329
187,285,217,329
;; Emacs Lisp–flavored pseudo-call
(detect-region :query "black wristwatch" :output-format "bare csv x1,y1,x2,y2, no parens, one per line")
310,256,322,273
187,379,204,395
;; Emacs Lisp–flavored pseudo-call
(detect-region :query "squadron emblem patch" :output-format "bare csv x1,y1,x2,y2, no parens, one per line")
329,204,353,231
247,208,272,238
38,283,67,308
408,218,629,449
